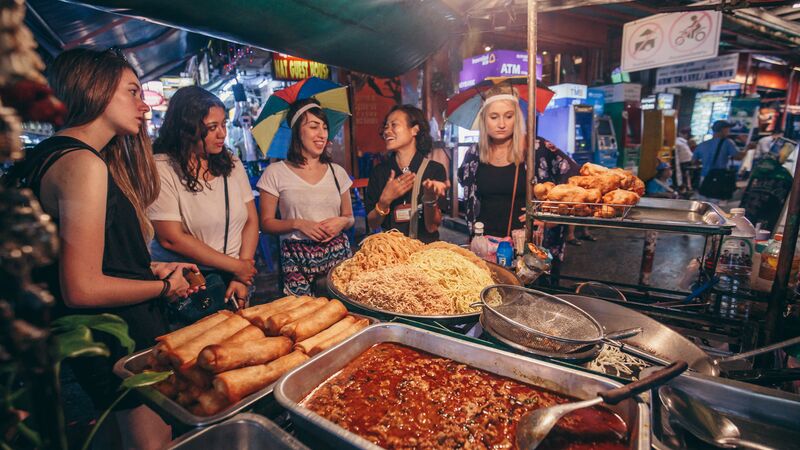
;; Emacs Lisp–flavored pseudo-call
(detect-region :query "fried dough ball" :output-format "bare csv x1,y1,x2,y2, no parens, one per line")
603,189,640,206
579,162,609,176
568,174,622,195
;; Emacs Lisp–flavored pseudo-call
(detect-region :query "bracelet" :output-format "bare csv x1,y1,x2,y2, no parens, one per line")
159,279,171,298
374,203,390,216
422,195,437,206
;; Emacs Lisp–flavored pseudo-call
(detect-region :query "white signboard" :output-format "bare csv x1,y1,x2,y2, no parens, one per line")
655,53,739,88
621,11,722,72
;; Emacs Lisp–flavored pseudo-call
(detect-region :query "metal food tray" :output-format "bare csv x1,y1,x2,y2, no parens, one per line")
166,413,309,450
274,323,650,450
113,314,379,428
650,370,800,450
529,197,734,236
326,260,520,325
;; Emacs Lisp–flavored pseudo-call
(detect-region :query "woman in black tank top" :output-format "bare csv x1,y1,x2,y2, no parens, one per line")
12,48,200,448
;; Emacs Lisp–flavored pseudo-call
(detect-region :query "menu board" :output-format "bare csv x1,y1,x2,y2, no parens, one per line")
690,89,737,142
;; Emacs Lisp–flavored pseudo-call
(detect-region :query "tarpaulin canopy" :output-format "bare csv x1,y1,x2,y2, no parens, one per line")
62,0,462,77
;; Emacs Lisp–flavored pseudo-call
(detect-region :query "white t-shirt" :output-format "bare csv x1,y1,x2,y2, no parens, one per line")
256,161,352,241
675,137,693,164
147,154,254,261
757,135,775,157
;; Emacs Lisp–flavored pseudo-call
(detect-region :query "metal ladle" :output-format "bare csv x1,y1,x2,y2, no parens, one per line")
660,385,775,450
516,361,688,450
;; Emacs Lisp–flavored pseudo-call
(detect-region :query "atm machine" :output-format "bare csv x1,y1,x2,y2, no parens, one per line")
539,103,595,165
594,116,618,168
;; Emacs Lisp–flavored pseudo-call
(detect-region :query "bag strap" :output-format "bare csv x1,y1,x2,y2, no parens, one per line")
328,162,342,195
223,174,230,255
711,137,726,168
506,162,521,237
409,157,430,239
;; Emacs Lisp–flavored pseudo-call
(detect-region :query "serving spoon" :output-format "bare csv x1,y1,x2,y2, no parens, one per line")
516,361,688,450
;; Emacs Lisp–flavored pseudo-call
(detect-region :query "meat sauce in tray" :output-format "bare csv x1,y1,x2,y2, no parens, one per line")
301,343,628,450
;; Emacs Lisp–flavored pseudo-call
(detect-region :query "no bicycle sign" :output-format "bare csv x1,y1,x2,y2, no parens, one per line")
621,11,721,72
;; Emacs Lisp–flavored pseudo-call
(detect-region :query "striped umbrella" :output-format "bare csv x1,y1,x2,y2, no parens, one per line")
252,77,350,158
445,77,554,130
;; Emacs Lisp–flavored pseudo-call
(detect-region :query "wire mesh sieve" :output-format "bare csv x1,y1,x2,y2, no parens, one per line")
479,285,605,354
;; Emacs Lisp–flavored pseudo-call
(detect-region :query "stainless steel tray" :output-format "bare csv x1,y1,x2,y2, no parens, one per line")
113,314,379,427
166,413,308,449
274,323,650,450
327,260,520,325
650,370,800,450
529,198,734,236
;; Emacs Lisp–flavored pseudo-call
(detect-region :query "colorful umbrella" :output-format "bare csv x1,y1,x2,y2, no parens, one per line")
445,77,554,130
252,77,350,158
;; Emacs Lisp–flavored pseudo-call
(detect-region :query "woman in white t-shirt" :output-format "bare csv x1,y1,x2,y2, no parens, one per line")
148,87,258,318
257,98,354,295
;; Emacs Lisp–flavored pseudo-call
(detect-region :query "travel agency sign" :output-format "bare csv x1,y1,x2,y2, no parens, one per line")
621,11,722,72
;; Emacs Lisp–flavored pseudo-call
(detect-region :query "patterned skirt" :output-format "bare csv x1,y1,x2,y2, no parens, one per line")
280,233,351,296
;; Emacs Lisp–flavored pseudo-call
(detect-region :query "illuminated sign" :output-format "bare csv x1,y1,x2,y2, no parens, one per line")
142,90,165,107
272,53,330,80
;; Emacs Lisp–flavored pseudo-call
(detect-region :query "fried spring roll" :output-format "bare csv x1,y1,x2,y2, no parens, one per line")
281,299,348,341
265,298,328,335
153,378,178,399
293,316,356,354
239,295,309,320
309,318,370,356
195,390,230,416
170,315,251,369
221,325,264,345
178,365,212,389
197,336,293,373
249,296,314,329
156,311,232,350
214,351,309,402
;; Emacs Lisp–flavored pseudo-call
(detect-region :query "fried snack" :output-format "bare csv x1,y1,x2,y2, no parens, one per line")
178,365,213,389
533,181,555,200
585,188,602,204
155,311,232,351
308,318,370,356
153,376,178,399
567,173,622,194
195,390,230,416
281,299,348,342
294,316,357,354
594,204,620,218
579,162,609,176
546,184,593,203
248,296,313,330
603,189,640,206
265,298,328,335
197,336,293,373
222,325,265,345
214,351,310,402
239,295,310,321
629,177,645,196
608,168,636,189
169,314,251,369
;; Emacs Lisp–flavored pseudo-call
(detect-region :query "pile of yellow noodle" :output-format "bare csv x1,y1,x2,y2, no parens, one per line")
331,232,498,315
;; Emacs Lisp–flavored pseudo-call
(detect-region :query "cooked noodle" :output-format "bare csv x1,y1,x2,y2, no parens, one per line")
586,345,649,379
407,248,497,313
344,266,453,315
331,230,423,286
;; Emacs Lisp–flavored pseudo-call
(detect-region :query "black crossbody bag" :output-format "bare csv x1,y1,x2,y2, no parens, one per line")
699,138,737,200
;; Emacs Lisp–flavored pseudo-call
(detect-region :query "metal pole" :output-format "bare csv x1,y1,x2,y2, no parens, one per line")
526,0,537,241
762,153,800,354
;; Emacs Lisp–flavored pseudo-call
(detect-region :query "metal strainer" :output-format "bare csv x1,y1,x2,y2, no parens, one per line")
477,285,641,354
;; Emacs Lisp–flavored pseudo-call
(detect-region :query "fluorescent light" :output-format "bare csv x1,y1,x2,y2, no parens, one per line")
794,66,800,72
794,2,800,8
484,46,492,52
752,54,787,66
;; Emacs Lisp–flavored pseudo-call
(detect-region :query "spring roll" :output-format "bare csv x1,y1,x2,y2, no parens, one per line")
281,299,348,341
293,316,356,354
249,296,314,329
169,315,251,369
239,295,309,320
178,365,212,389
221,325,264,345
197,336,293,373
308,318,370,356
214,350,309,402
153,378,178,399
195,390,230,416
155,311,232,350
265,298,328,335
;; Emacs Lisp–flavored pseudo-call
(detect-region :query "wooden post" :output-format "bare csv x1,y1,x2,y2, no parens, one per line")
526,0,538,241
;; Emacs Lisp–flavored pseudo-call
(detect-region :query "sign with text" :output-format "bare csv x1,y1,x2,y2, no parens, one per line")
459,50,542,91
354,77,397,153
622,11,721,72
272,53,330,80
655,53,739,88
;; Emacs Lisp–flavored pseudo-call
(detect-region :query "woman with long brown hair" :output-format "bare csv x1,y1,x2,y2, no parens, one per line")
9,48,198,448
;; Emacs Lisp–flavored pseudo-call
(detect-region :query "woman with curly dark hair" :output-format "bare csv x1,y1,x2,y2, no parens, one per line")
148,86,258,320
365,104,449,243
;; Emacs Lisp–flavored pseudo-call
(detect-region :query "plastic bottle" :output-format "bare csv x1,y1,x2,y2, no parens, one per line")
470,222,489,260
496,241,514,268
757,233,800,290
715,208,756,292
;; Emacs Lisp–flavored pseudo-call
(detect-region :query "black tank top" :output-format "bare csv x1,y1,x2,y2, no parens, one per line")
19,136,166,347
